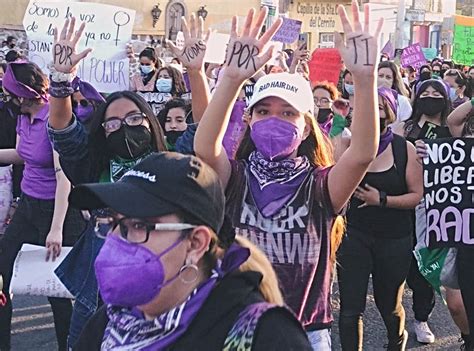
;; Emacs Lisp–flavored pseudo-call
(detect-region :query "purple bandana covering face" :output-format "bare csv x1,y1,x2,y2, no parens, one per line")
248,151,311,218
377,127,394,156
3,63,48,102
101,244,250,350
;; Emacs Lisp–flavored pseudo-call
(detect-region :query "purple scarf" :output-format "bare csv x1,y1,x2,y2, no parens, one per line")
248,151,311,218
378,127,394,156
318,118,333,136
101,244,249,350
71,77,105,102
3,62,48,102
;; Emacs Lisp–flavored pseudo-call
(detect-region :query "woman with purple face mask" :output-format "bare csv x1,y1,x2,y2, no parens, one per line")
195,3,384,349
337,88,423,350
71,77,105,125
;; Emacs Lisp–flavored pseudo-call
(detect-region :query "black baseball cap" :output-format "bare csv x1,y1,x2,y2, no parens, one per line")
69,152,225,233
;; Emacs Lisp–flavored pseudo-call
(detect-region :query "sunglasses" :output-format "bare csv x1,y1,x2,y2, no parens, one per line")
72,99,89,108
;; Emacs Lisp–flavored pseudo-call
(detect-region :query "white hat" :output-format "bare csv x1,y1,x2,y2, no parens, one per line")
247,72,314,114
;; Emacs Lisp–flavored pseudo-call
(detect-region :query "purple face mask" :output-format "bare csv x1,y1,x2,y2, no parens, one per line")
250,117,303,161
95,235,183,307
74,105,94,122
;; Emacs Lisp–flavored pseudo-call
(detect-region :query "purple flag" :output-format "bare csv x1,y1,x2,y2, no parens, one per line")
381,40,394,59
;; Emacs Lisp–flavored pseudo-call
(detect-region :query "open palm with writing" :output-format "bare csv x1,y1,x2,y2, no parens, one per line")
167,14,209,71
335,1,383,77
52,17,92,74
223,8,282,82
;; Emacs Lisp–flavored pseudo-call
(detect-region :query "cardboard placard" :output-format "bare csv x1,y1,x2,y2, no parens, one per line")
308,48,342,85
23,1,135,93
452,15,474,66
423,138,474,248
203,32,230,64
400,43,427,71
10,244,73,298
272,18,302,44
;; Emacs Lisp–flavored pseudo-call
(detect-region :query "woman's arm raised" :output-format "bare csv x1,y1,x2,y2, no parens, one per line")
194,8,281,188
447,99,474,137
328,1,383,213
168,14,210,124
49,18,92,130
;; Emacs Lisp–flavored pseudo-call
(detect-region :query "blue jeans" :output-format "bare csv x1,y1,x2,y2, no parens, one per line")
307,329,331,351
54,218,109,349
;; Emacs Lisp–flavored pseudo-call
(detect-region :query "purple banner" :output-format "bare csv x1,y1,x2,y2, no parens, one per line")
400,43,427,70
272,18,302,44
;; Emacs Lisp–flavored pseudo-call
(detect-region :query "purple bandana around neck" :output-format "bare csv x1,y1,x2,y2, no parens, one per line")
248,151,311,218
101,244,250,350
318,118,333,136
378,127,394,156
71,77,105,103
3,63,48,102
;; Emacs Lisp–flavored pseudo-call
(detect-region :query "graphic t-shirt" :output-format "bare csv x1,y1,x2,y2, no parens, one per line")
226,160,336,330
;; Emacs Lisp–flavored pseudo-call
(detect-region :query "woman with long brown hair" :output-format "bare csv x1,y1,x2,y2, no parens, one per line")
194,3,383,349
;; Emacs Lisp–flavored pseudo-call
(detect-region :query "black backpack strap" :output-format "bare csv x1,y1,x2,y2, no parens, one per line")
391,134,408,192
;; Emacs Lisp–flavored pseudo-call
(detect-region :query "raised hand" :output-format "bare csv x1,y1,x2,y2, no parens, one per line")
335,1,383,77
223,8,282,82
167,14,209,71
53,17,92,73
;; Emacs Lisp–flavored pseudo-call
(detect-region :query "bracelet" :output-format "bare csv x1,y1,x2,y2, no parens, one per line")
379,191,388,208
47,63,75,83
49,80,75,98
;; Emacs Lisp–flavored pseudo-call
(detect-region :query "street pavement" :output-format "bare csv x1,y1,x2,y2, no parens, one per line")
9,279,462,350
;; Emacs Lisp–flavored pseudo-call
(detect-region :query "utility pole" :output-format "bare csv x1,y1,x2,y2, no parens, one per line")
394,0,407,49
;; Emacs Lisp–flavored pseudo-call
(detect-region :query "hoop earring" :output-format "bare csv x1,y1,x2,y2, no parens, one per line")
178,263,199,284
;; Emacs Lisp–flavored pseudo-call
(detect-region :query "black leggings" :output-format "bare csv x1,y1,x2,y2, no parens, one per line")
458,246,474,345
337,227,412,351
0,194,85,351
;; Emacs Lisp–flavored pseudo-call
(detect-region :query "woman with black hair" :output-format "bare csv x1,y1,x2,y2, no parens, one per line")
157,98,195,153
444,69,472,109
46,15,211,347
0,61,86,351
130,47,160,92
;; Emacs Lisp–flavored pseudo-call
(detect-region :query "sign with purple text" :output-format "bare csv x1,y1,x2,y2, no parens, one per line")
423,138,474,248
400,43,427,70
272,18,302,44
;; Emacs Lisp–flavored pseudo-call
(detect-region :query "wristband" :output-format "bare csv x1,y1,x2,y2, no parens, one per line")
471,98,474,107
379,191,387,207
48,63,75,83
49,80,75,98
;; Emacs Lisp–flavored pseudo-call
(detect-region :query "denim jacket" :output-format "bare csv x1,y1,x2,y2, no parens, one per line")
47,117,196,347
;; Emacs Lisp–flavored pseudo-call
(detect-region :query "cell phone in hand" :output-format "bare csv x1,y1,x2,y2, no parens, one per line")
298,34,308,50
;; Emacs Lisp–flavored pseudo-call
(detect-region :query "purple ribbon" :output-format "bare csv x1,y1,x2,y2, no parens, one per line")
3,62,48,101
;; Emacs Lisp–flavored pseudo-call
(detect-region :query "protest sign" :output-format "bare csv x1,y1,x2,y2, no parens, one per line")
244,83,254,106
176,31,185,50
422,48,438,61
400,43,427,71
452,15,474,66
423,138,474,248
419,121,452,140
23,1,135,93
272,18,302,44
137,92,173,116
204,32,230,64
10,244,73,298
308,48,342,85
381,40,394,59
